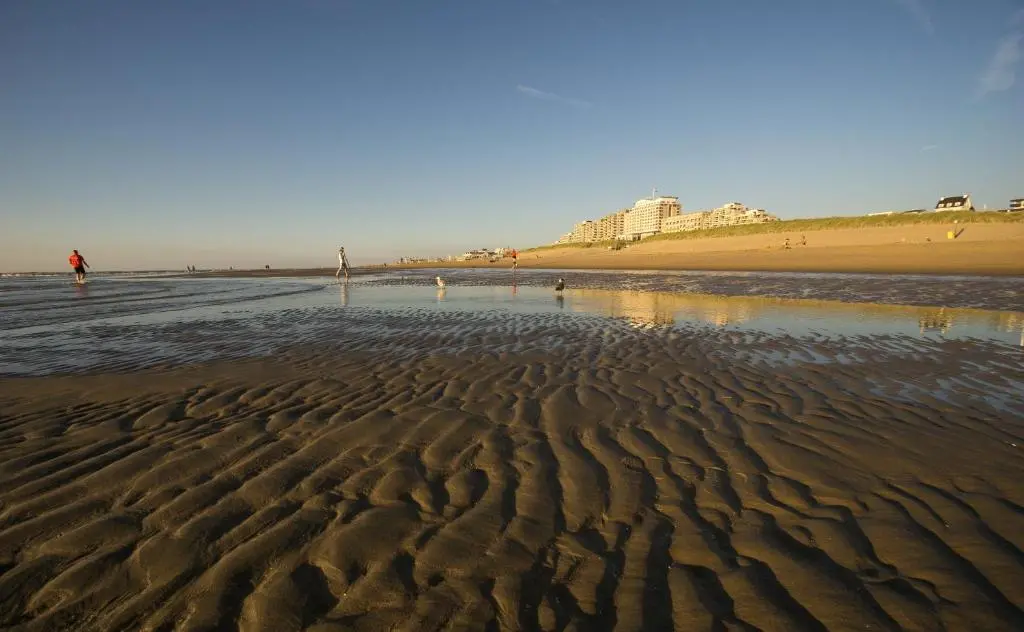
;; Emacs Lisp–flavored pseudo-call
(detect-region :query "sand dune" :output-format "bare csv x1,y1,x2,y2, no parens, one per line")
394,223,1024,276
1,321,1022,631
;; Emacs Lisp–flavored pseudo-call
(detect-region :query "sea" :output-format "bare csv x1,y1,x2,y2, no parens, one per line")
1,269,1022,377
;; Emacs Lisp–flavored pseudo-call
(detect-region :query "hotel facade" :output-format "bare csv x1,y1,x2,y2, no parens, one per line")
621,196,682,240
555,196,777,244
570,220,597,243
596,209,629,241
662,202,778,234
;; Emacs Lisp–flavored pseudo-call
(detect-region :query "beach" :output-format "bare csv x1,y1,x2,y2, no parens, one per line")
393,223,1024,276
1,271,1022,630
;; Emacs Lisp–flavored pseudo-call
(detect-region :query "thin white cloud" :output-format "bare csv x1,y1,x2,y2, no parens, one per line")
516,84,592,108
895,0,934,35
920,144,938,152
977,28,1023,98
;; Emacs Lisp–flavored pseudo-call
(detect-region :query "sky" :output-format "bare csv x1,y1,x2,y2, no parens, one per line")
2,0,1023,271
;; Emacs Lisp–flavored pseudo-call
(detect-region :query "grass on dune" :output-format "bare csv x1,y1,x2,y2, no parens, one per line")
525,240,622,253
523,211,1024,252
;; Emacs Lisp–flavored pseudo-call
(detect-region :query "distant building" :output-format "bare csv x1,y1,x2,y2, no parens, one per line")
662,202,778,234
570,220,597,243
704,202,776,229
934,194,973,212
662,211,707,233
595,209,629,242
1010,198,1023,212
622,195,681,240
549,194,780,245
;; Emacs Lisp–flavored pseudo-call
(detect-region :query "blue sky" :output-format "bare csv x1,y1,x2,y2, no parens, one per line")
2,0,1022,271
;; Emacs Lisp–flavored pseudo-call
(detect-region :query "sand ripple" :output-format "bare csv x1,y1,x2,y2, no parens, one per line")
0,324,1022,630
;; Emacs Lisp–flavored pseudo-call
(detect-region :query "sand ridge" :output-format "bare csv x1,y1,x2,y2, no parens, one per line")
392,223,1024,277
0,322,1022,631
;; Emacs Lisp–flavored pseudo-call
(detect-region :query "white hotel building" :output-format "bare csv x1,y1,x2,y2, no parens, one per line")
662,202,777,233
621,195,682,240
555,194,777,245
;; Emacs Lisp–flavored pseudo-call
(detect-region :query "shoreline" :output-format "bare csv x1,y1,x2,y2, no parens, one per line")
9,224,1022,279
174,246,1024,279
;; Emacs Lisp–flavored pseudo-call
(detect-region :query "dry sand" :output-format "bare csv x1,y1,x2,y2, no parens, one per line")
1,324,1022,630
395,223,1024,276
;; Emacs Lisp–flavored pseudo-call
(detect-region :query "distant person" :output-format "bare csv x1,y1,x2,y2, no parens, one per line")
511,249,519,269
68,249,89,283
336,246,351,280
800,235,807,246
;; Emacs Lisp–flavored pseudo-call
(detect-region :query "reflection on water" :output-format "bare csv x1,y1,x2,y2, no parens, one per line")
339,281,349,307
568,289,754,329
555,288,1024,345
995,312,1024,346
919,309,952,335
326,282,1024,346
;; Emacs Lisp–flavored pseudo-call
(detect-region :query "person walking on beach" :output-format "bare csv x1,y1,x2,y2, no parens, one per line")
511,248,518,270
68,249,89,283
336,246,350,280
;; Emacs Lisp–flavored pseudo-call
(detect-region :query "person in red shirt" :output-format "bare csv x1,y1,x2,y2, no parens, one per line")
68,249,90,283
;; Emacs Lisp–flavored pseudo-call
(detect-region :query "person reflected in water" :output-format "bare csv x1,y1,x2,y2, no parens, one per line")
436,287,446,303
556,294,564,309
339,280,349,306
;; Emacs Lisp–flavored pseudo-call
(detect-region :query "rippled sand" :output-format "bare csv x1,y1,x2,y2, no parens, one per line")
1,307,1022,631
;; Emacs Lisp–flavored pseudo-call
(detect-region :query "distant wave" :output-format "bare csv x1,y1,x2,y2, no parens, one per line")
0,271,180,279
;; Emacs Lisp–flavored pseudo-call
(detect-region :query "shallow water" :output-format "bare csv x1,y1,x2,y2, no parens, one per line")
371,268,1024,312
2,272,1023,378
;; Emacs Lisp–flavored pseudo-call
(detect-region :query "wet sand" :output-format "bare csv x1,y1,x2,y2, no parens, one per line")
1,297,1022,630
393,224,1024,276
